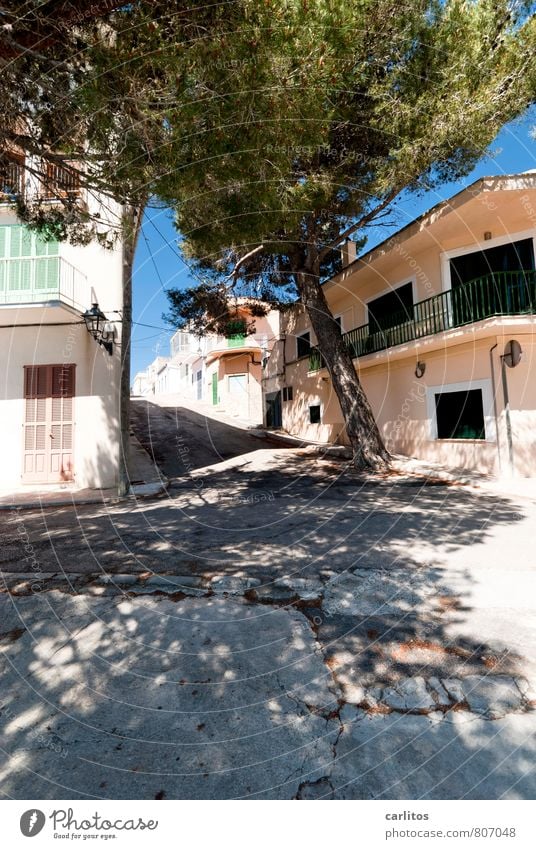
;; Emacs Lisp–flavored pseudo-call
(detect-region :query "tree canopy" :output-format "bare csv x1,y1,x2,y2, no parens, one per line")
2,0,535,467
163,0,536,467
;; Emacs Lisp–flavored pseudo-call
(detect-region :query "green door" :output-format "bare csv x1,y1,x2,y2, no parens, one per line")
211,372,218,405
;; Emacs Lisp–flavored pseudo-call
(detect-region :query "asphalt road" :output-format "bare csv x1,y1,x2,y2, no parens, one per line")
1,396,535,799
129,396,281,477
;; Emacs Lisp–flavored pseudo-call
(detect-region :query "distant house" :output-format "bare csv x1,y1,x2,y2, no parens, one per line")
0,152,123,489
131,370,149,397
136,302,280,425
263,172,536,477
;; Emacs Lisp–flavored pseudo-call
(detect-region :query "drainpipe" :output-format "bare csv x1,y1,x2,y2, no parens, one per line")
500,352,515,477
489,342,502,474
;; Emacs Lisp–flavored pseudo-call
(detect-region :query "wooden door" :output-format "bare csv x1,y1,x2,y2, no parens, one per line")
23,365,75,484
211,371,218,405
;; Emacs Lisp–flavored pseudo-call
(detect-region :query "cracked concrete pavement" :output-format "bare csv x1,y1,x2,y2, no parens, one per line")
1,397,536,799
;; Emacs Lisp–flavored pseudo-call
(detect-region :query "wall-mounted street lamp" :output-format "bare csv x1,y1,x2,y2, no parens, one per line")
82,302,114,355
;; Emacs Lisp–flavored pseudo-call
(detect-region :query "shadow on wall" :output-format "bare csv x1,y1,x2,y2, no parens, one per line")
0,471,533,798
79,387,120,490
385,417,500,476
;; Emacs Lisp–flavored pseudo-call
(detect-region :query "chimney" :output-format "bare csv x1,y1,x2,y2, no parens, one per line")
340,239,357,268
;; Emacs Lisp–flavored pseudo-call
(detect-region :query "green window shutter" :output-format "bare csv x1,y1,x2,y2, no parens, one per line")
10,227,22,258
34,256,59,290
35,234,58,257
0,227,7,258
21,228,32,257
20,259,32,291
45,256,59,289
34,258,48,289
35,235,46,256
8,259,20,290
0,259,5,292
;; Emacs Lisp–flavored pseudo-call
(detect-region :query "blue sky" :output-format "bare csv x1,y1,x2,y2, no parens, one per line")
131,106,536,378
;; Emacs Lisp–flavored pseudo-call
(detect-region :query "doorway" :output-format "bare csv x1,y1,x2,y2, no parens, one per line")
22,364,75,484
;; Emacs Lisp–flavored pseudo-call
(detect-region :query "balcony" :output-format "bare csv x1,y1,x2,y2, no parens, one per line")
0,255,87,310
309,270,536,370
1,157,82,204
0,159,25,199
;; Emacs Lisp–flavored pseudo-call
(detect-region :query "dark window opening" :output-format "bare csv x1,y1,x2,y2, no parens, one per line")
266,391,282,428
435,389,485,440
309,404,321,424
282,386,294,402
296,331,311,359
449,238,535,323
450,238,535,287
367,282,414,334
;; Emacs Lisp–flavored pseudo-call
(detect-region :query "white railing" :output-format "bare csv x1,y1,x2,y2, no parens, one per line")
0,256,87,310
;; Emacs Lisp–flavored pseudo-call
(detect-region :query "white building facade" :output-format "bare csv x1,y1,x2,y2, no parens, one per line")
0,161,124,490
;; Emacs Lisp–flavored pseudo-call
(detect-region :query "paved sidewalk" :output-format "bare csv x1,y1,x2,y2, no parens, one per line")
0,433,166,510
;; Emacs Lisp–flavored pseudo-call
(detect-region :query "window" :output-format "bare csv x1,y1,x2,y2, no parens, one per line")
334,315,343,331
449,238,535,288
0,225,59,295
367,282,414,334
282,386,294,402
228,374,247,395
449,238,536,323
309,404,321,424
435,389,485,440
0,153,25,197
185,364,189,377
296,331,311,359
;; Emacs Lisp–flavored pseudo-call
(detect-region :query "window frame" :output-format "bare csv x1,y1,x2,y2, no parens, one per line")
426,379,496,442
440,228,536,293
309,403,321,424
365,277,417,329
227,372,247,394
296,331,311,360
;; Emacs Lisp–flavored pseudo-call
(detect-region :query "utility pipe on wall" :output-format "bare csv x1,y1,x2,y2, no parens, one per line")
489,342,502,474
500,352,515,477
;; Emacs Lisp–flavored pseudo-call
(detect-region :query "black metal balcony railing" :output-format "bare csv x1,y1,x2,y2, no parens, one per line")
0,160,25,197
309,270,536,370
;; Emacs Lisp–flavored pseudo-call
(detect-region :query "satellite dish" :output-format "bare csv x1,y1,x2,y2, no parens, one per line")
503,340,522,368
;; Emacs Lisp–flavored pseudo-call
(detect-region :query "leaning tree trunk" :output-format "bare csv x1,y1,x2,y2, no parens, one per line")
117,203,144,497
295,262,390,471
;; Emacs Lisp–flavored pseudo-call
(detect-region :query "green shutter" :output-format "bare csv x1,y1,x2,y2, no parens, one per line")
35,258,48,290
20,259,32,291
45,256,58,289
0,226,60,297
8,259,20,290
21,228,32,257
10,227,21,258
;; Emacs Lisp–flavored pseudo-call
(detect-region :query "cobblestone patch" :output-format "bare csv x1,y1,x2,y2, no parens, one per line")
322,569,437,618
346,675,530,719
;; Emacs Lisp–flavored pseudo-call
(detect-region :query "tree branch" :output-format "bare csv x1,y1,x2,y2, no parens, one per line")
222,243,264,287
317,190,400,262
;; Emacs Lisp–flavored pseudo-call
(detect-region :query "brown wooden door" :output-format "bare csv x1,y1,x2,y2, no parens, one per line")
23,365,75,484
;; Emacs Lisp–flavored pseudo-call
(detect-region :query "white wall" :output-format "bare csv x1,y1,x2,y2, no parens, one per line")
0,197,123,490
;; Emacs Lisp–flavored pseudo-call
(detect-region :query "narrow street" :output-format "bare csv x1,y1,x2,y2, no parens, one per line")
129,394,282,476
1,396,535,799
